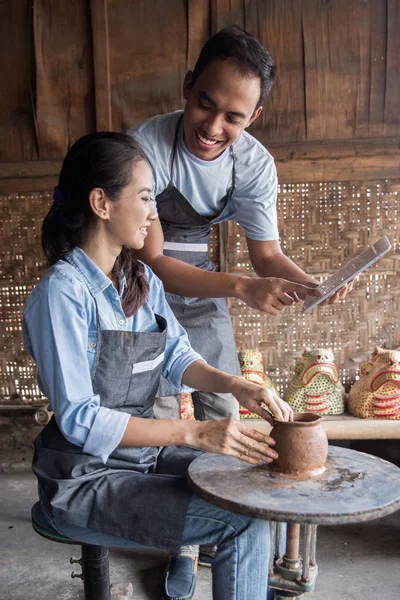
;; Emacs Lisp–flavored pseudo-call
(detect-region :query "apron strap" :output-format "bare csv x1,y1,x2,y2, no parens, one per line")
170,115,183,182
228,145,236,198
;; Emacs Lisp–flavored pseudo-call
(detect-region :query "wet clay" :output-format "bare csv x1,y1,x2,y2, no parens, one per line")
270,413,328,480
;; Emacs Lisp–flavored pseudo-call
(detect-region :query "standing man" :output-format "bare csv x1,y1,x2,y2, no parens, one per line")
129,26,347,600
130,26,328,422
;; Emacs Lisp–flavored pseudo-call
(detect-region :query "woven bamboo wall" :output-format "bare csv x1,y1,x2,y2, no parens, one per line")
2,179,399,403
225,180,400,394
0,191,51,404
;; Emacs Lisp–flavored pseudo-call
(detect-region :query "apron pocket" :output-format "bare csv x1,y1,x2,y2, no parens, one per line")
126,352,165,407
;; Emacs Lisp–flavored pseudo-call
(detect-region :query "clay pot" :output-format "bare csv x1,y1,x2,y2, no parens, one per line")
270,413,328,479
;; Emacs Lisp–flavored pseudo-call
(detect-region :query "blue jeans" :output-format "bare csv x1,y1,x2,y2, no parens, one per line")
48,491,270,600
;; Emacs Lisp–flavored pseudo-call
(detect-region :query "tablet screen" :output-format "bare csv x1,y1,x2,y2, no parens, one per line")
302,236,392,314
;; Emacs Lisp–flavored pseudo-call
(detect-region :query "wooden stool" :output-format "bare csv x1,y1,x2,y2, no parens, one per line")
31,501,111,600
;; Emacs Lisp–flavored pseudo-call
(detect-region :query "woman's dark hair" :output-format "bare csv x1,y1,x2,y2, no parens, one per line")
191,25,275,109
42,132,149,317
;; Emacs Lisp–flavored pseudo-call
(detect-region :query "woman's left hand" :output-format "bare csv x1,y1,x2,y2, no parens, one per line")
231,377,293,423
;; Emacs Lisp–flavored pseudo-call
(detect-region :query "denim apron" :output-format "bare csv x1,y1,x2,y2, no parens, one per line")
32,297,200,553
156,115,241,397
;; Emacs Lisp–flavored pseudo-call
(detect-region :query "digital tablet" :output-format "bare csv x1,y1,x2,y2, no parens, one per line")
302,236,392,314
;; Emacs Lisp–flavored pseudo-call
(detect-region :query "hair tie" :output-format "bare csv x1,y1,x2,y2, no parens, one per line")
53,186,64,206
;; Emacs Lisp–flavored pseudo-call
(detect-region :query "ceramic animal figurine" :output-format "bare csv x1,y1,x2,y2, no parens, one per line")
348,347,400,419
180,393,195,420
238,349,277,418
285,348,345,415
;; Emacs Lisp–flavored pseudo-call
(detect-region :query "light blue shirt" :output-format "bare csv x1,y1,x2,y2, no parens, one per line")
23,248,204,463
129,111,279,241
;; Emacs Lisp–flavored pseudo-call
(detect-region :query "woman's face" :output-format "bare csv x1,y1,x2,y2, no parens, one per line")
106,160,157,250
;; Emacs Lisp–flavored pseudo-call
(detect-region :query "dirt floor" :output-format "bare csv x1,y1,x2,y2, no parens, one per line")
1,470,399,600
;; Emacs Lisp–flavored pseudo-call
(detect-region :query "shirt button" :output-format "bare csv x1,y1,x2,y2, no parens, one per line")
90,341,97,348
118,319,124,325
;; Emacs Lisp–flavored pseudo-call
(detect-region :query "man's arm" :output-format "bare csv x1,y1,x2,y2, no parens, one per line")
135,218,320,315
246,237,353,302
247,238,319,286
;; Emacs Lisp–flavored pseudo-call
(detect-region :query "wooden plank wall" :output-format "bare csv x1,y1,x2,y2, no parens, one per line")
0,0,399,182
1,0,399,403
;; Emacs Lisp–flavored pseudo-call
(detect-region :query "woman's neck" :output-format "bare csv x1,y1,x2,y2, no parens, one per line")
79,236,121,285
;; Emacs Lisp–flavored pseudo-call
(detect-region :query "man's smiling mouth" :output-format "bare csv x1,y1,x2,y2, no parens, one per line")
196,131,219,146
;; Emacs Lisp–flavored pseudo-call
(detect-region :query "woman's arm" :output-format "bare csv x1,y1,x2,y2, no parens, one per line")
23,272,130,463
120,359,292,466
181,360,291,422
119,415,278,466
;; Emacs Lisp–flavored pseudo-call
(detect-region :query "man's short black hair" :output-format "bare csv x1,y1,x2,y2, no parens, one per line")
191,25,275,110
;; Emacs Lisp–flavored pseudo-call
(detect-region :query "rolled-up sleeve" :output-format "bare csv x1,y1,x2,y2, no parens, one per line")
145,268,205,391
23,274,129,463
82,406,130,464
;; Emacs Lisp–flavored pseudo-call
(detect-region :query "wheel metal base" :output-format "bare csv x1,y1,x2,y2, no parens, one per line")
269,563,318,595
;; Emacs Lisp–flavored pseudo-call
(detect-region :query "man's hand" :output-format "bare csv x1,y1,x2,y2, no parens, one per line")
319,279,355,306
304,277,356,307
236,276,320,316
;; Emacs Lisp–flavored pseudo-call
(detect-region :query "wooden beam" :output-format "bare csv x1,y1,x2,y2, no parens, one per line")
1,135,398,185
90,0,112,130
0,160,60,193
275,155,400,184
0,161,61,179
255,135,400,183
0,176,57,194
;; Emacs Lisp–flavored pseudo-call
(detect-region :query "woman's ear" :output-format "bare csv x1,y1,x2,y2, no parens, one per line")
183,71,193,100
89,188,110,220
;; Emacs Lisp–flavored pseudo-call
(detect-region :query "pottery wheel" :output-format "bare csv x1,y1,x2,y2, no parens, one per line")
187,446,400,525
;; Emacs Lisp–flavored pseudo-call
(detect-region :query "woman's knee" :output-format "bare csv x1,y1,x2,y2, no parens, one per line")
186,492,269,541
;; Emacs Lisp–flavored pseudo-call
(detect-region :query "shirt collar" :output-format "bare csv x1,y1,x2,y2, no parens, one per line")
64,247,123,298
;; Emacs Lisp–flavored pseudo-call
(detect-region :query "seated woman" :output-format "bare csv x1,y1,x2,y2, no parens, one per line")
23,132,292,600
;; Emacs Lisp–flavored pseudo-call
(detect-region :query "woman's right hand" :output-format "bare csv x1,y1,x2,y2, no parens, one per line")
191,418,278,466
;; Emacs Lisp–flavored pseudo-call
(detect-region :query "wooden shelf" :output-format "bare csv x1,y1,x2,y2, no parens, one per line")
241,413,400,440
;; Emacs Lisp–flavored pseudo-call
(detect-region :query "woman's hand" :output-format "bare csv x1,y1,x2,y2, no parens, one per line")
182,362,293,424
230,376,293,424
192,418,278,465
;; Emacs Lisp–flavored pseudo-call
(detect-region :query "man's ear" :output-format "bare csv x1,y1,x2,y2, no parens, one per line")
246,106,263,128
89,188,109,220
183,70,193,100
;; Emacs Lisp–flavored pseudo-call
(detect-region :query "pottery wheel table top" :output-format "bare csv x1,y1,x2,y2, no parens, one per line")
187,446,400,525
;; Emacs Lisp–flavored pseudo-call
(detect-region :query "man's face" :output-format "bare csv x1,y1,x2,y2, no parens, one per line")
182,58,263,161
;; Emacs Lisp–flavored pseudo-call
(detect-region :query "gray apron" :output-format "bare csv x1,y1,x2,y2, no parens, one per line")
32,296,201,553
156,115,241,397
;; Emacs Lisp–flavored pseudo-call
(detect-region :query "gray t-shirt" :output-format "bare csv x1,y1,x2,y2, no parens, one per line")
128,110,279,241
